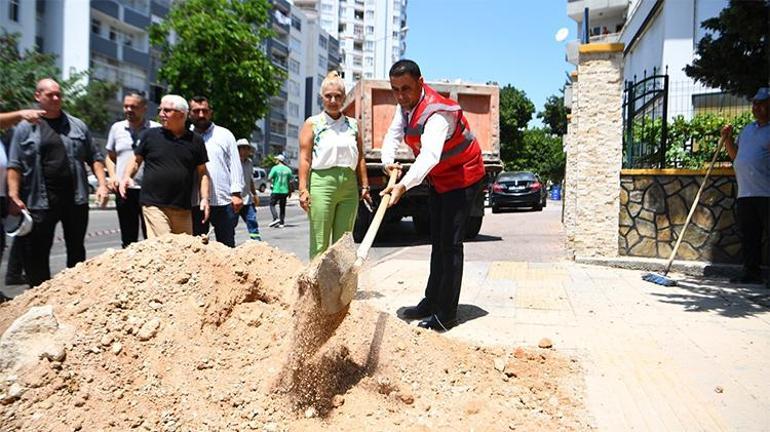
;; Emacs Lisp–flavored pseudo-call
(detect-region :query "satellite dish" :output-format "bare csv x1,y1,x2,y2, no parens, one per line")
555,27,569,42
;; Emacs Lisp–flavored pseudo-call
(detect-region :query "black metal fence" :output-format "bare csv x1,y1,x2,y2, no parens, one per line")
622,69,668,168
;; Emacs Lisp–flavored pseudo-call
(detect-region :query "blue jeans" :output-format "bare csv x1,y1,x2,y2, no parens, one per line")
192,204,238,247
237,204,261,240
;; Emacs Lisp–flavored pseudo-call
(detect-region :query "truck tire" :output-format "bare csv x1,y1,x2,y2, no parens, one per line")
412,214,430,235
353,204,372,243
465,215,483,239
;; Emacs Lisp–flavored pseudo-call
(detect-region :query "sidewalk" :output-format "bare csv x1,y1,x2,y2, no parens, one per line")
358,256,770,431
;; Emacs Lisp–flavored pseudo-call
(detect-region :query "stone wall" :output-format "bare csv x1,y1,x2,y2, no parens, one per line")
563,43,624,258
619,169,744,263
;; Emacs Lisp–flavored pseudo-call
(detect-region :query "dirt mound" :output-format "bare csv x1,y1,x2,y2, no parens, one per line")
0,235,591,431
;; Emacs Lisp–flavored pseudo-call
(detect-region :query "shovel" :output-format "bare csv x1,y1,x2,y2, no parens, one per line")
304,170,398,315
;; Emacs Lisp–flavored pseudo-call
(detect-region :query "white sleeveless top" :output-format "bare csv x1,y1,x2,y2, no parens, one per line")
309,111,359,171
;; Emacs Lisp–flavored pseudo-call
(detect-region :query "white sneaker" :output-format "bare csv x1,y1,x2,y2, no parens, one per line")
268,219,280,227
277,223,285,228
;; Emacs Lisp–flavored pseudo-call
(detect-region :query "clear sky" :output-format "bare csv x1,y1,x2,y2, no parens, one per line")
403,0,574,123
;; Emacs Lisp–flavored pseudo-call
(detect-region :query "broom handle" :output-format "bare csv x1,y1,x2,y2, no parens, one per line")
663,138,724,274
355,170,398,264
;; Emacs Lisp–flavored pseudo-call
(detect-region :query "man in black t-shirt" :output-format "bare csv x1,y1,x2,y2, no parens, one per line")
7,79,109,288
119,94,210,237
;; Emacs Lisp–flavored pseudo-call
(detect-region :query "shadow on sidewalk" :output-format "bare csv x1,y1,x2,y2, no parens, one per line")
649,276,770,318
393,303,488,326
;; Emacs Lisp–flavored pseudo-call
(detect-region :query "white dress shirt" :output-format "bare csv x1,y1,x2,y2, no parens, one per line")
381,92,453,191
192,123,244,207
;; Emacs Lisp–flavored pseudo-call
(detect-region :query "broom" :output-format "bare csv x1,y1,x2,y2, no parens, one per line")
641,135,725,286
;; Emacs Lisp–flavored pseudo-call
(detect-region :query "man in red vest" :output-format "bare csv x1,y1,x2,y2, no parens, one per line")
380,59,486,331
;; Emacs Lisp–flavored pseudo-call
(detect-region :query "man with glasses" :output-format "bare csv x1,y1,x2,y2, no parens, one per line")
119,95,210,237
7,78,109,287
105,91,160,248
188,96,243,247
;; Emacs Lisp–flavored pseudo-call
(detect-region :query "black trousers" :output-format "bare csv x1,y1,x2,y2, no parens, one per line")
22,199,89,287
6,237,24,279
424,180,483,320
736,197,770,275
269,193,288,223
115,188,146,248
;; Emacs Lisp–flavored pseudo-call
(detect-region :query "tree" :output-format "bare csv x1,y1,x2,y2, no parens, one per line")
537,92,568,136
684,0,769,98
0,32,119,133
498,84,534,165
149,0,284,139
505,127,565,184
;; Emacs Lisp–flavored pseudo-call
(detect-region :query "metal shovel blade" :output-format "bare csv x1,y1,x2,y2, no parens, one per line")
304,232,361,315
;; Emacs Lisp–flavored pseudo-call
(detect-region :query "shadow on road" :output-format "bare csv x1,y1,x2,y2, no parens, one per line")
650,276,770,318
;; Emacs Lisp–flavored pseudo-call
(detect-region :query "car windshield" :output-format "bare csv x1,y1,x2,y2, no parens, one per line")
497,172,537,182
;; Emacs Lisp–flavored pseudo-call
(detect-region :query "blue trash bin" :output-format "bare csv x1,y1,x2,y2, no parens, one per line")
549,185,562,201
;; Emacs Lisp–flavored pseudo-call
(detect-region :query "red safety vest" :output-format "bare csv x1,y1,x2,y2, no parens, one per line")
402,84,486,193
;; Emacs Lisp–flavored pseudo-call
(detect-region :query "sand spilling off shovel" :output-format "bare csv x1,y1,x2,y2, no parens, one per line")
0,235,591,431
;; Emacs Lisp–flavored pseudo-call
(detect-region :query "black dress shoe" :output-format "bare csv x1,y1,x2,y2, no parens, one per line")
729,273,763,284
417,314,458,332
400,298,432,320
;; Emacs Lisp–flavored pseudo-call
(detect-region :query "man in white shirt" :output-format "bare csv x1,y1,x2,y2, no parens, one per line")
105,92,160,248
189,96,243,247
380,60,487,332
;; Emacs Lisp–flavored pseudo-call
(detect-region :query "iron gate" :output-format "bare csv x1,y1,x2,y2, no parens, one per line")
622,70,669,168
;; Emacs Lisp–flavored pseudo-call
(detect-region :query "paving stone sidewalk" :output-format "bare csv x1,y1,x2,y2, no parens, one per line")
358,257,770,431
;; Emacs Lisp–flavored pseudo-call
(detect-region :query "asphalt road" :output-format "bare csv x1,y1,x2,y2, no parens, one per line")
1,196,566,297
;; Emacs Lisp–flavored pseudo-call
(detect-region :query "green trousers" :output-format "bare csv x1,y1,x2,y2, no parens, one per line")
308,167,359,259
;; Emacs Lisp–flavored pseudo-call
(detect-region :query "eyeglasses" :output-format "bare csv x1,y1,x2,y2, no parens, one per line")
158,107,180,113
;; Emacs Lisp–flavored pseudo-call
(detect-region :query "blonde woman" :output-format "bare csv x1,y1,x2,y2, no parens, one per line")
298,71,371,259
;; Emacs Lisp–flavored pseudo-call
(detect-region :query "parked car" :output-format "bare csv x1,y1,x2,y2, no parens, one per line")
253,167,268,193
489,171,547,212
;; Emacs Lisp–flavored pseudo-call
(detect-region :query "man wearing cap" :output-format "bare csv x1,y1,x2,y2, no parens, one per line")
105,91,160,248
236,138,262,240
268,155,292,228
722,87,770,286
7,79,109,288
189,96,243,247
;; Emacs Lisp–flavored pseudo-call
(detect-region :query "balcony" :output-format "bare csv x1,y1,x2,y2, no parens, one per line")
272,18,290,35
91,0,119,19
123,6,151,29
567,0,629,21
123,45,150,68
91,34,118,59
272,57,288,71
270,109,286,122
270,39,289,58
269,132,287,147
271,0,290,14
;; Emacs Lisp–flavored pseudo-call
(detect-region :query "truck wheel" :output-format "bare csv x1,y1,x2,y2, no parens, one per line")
353,204,372,243
465,216,483,239
412,214,430,235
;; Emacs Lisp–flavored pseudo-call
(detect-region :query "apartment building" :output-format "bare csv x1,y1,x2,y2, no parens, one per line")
565,0,732,119
294,0,408,90
260,0,340,166
0,0,168,126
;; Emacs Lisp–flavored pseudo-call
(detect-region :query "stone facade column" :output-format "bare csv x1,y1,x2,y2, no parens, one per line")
565,43,625,258
563,71,579,257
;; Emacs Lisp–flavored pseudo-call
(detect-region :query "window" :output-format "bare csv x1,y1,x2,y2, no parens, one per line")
353,71,362,80
354,9,363,20
35,36,43,52
290,36,302,51
109,27,117,41
288,102,299,117
319,35,327,49
318,55,327,69
353,56,362,67
365,72,373,78
354,24,363,37
366,10,374,20
365,25,374,35
124,33,134,47
393,16,399,25
353,41,362,51
364,40,374,51
288,124,299,138
9,0,19,22
270,120,286,134
36,0,45,15
91,19,101,35
289,58,300,74
365,57,373,66
321,3,333,11
288,79,300,96
322,19,333,28
339,6,346,15
291,14,301,31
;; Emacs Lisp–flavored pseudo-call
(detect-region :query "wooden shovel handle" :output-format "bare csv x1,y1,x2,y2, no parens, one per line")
355,170,398,264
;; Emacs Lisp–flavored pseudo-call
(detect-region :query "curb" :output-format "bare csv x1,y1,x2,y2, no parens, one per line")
575,255,744,278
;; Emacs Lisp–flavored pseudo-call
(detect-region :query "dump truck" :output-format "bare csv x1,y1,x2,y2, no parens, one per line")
342,79,502,242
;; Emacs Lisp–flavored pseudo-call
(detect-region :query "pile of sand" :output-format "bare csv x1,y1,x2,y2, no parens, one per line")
0,235,591,431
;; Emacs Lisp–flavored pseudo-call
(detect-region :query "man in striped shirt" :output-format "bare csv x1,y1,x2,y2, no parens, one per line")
189,96,244,247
